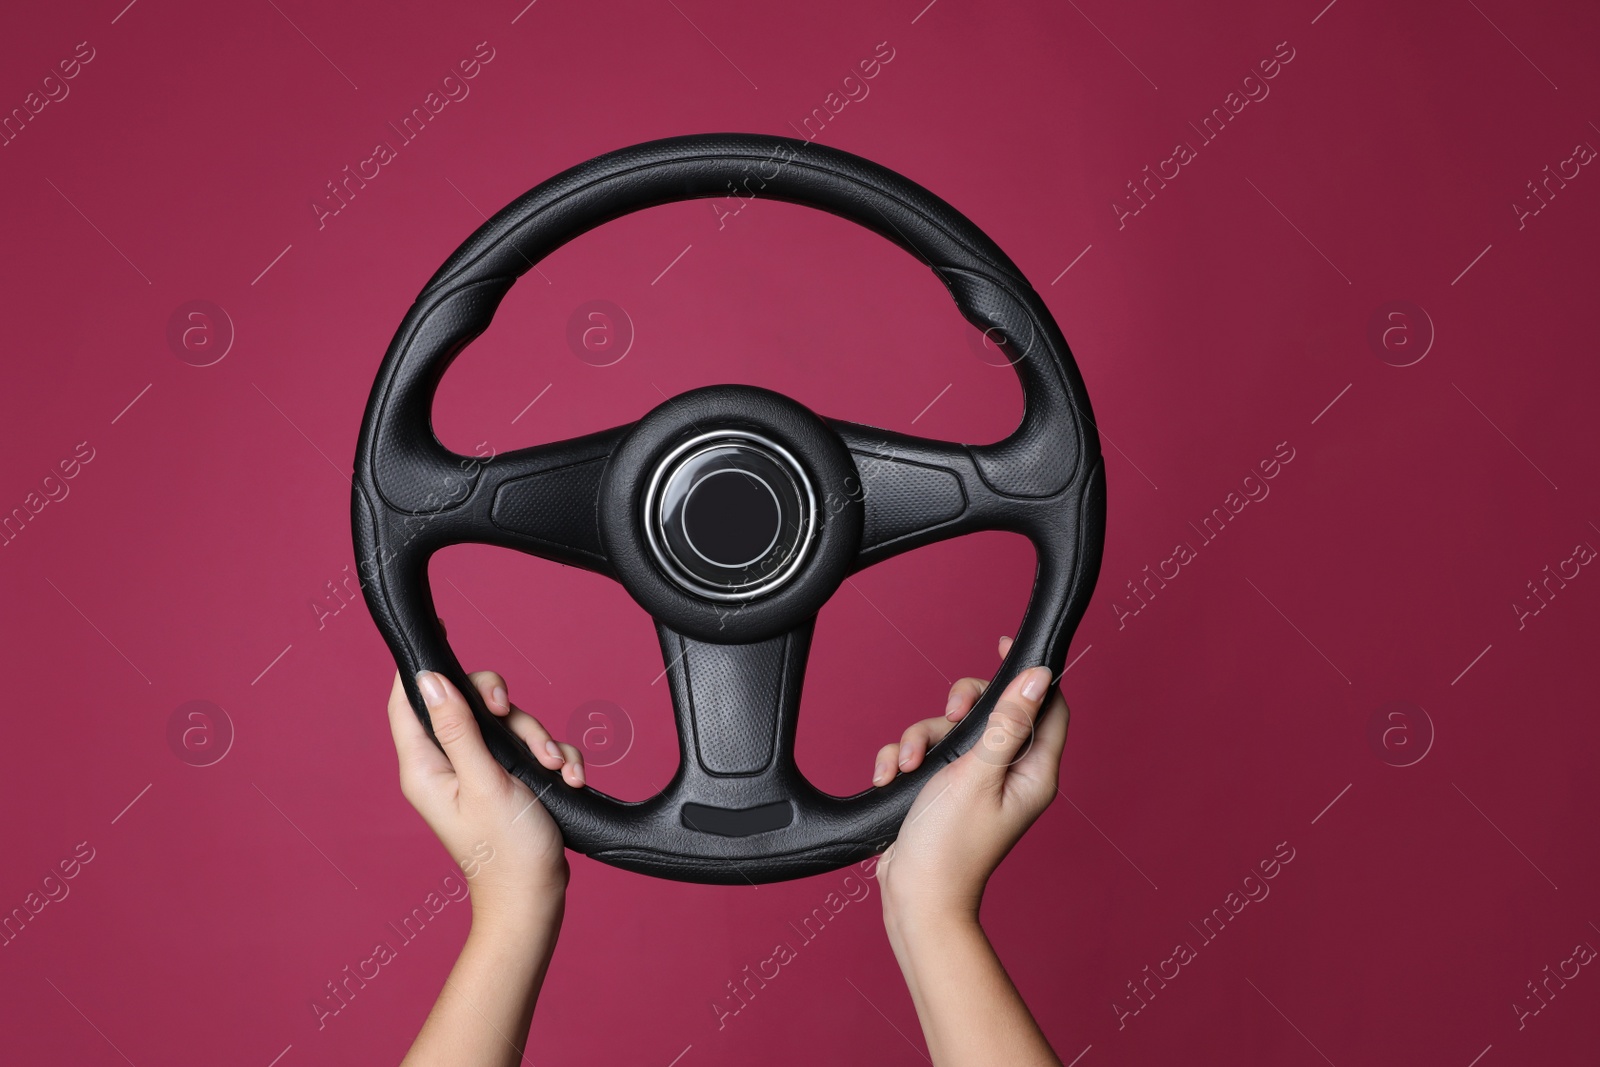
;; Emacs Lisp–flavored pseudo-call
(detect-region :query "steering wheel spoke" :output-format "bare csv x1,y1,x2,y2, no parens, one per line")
831,420,1025,569
466,426,629,572
653,620,812,839
371,425,630,576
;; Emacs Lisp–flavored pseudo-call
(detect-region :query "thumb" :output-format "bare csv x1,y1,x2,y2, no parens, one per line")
416,671,504,794
967,666,1052,785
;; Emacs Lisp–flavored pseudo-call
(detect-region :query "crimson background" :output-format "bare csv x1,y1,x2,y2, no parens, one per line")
2,1,1597,1064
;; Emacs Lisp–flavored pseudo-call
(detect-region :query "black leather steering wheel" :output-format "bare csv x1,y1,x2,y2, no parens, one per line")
352,133,1105,884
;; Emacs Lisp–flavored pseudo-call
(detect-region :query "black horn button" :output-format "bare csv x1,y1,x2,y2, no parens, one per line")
645,431,816,601
683,469,782,567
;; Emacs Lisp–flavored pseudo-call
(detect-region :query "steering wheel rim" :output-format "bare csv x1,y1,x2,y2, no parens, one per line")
352,133,1105,884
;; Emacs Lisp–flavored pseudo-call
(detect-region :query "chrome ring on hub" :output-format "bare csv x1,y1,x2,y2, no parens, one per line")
642,430,817,602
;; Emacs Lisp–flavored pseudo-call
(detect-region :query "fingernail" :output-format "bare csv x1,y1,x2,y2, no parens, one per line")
416,671,446,709
570,763,585,787
491,685,507,710
897,742,913,769
544,740,565,765
1020,667,1049,702
872,758,887,786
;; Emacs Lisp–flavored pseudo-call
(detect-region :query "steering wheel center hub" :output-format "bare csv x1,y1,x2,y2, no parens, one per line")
645,431,816,601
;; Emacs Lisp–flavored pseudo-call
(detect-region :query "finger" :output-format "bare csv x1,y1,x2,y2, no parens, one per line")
1015,688,1070,787
415,671,504,794
968,665,1052,783
997,635,1014,659
945,676,987,721
872,742,901,786
896,716,960,775
387,672,452,781
501,704,565,772
553,741,586,787
467,670,510,716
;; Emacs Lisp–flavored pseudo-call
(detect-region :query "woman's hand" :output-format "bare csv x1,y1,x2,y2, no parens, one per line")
386,666,586,933
871,636,1069,925
388,660,585,1066
867,636,1072,1066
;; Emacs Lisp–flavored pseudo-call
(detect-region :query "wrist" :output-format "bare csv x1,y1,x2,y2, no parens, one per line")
883,880,982,928
883,893,983,951
468,901,562,954
883,902,991,1010
468,882,566,948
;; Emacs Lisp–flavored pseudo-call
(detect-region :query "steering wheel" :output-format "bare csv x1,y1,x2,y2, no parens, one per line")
352,133,1105,884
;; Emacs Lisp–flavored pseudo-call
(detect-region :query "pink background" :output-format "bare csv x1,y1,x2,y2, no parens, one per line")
3,0,1598,1064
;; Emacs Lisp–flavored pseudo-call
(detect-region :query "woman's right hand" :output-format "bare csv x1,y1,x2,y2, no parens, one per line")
387,665,586,932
